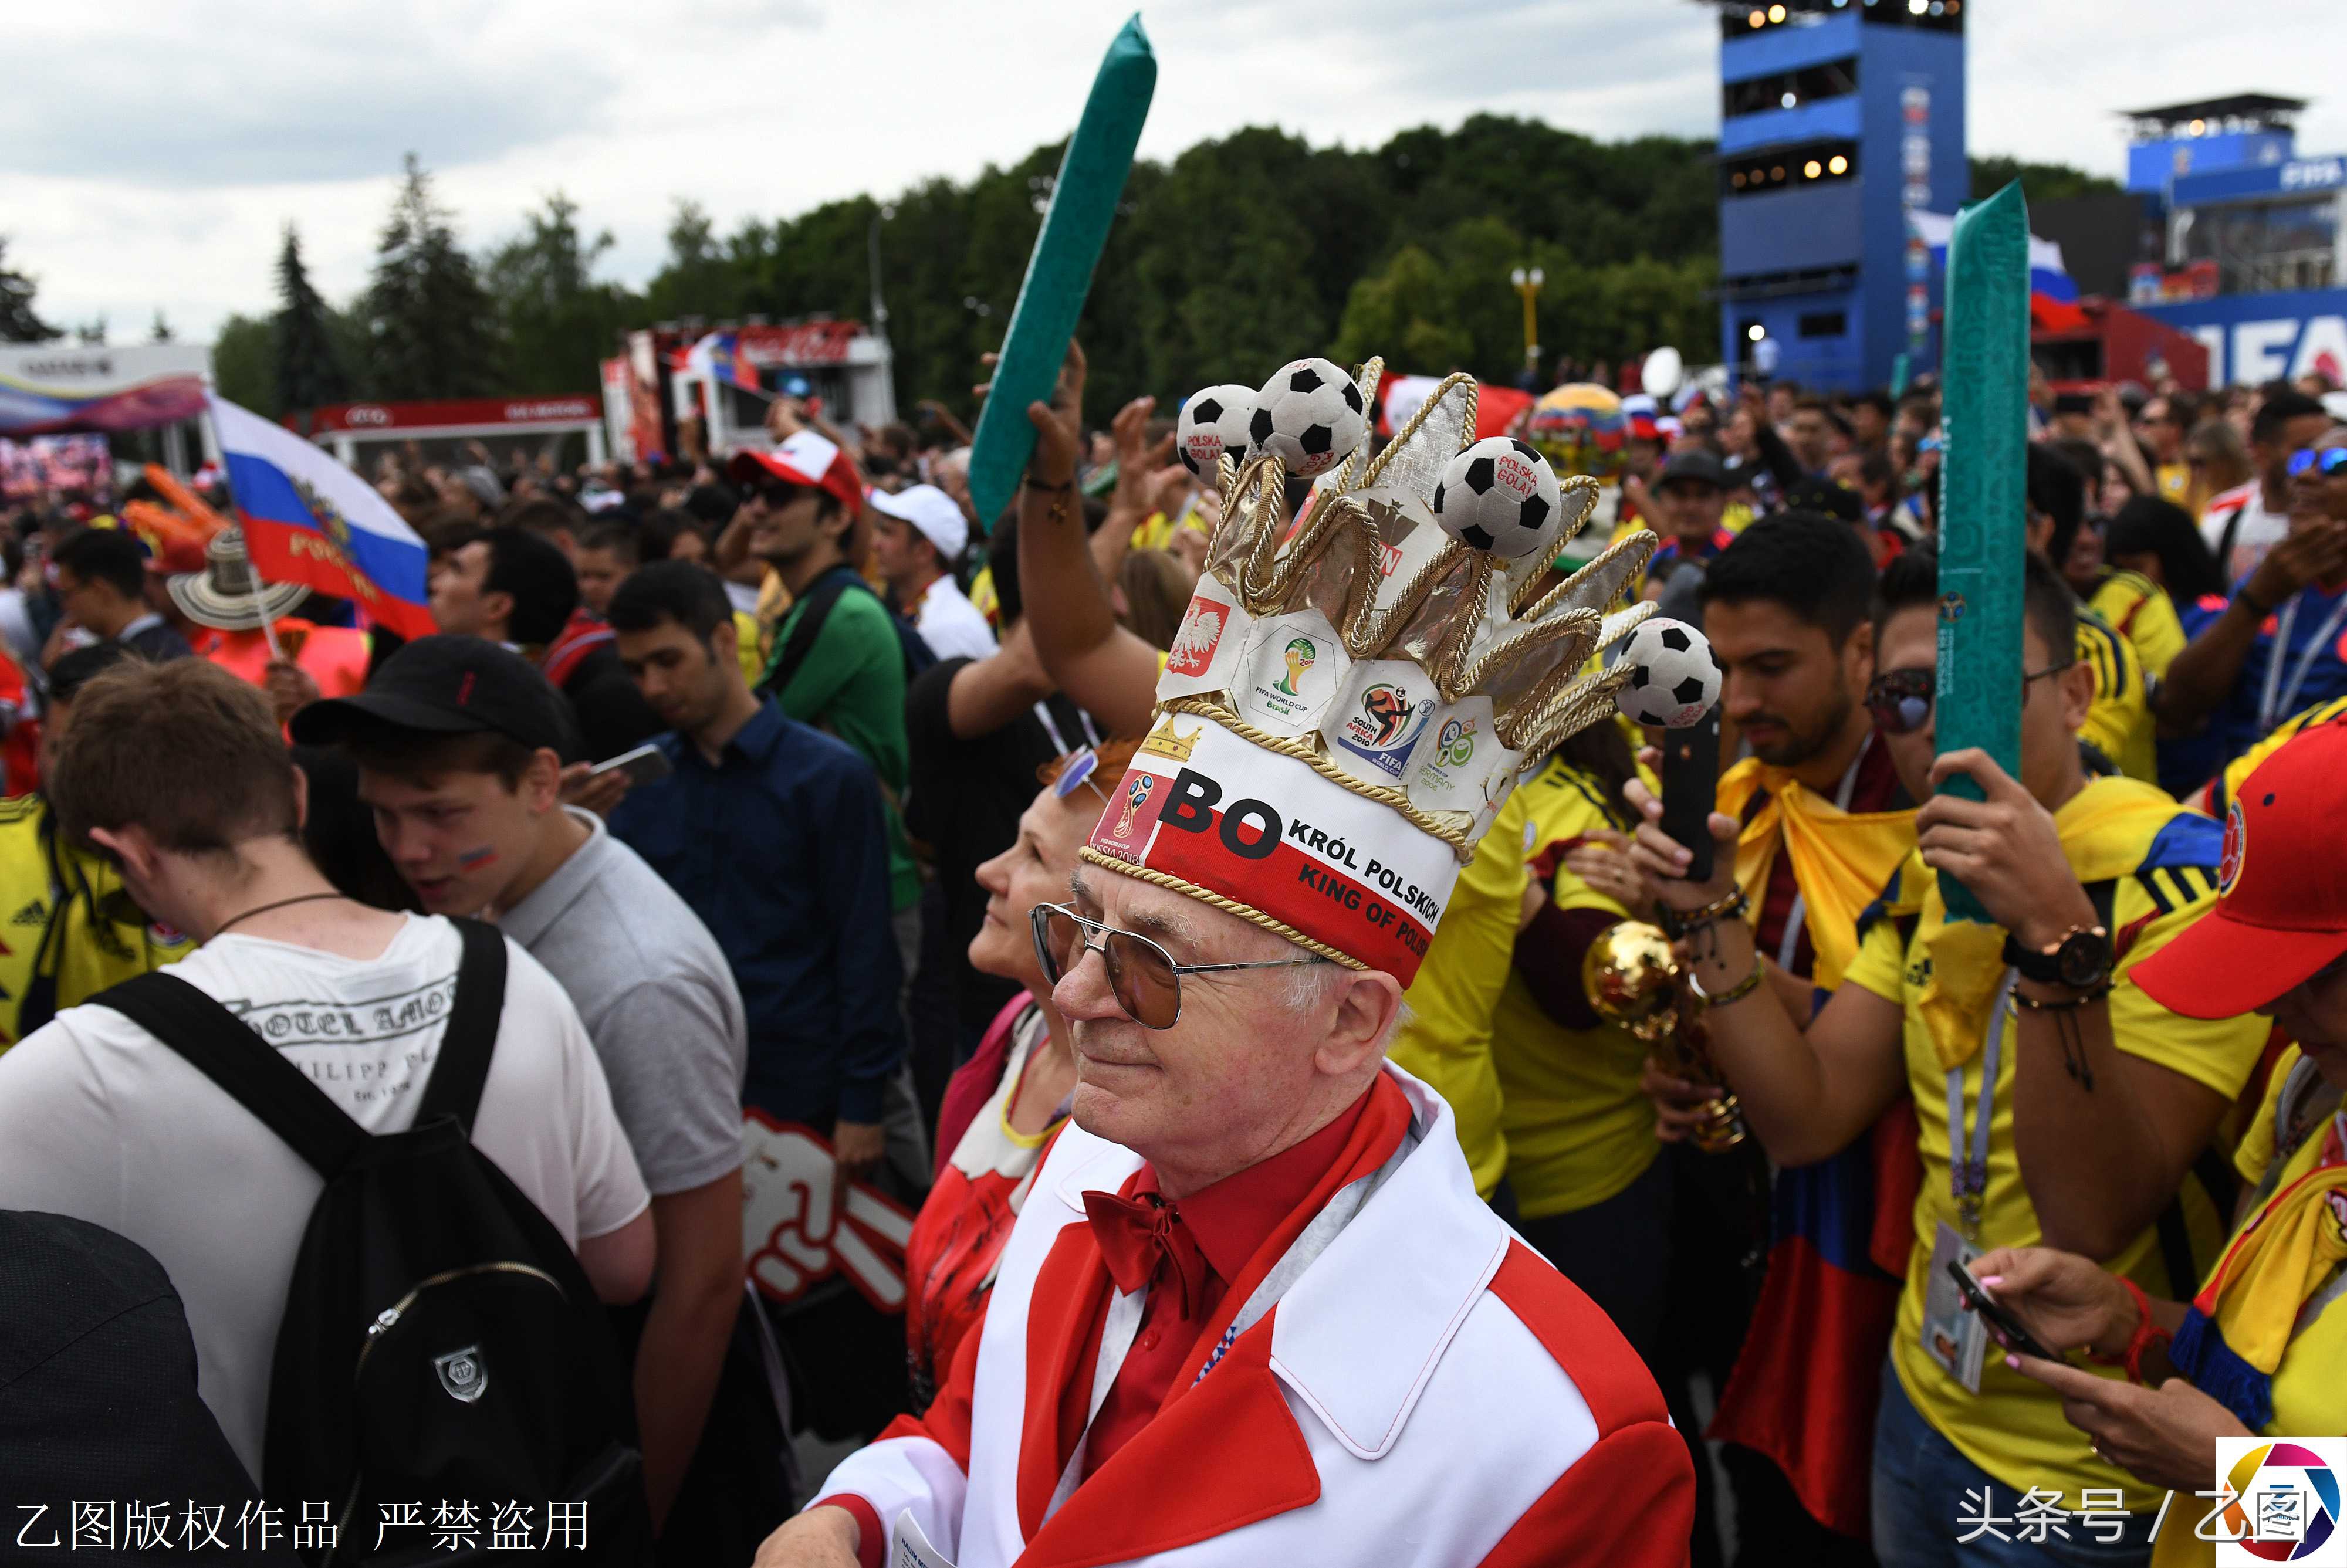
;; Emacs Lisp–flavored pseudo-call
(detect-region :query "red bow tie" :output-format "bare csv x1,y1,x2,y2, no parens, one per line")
1083,1188,1208,1319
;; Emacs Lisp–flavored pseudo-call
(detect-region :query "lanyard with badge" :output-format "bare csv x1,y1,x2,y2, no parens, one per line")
2257,590,2347,731
1921,968,2017,1396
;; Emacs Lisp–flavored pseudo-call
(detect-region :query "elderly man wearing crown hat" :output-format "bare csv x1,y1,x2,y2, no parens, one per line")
756,351,1693,1568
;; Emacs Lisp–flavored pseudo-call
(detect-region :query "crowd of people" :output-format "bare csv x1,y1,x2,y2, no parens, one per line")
0,341,2339,1568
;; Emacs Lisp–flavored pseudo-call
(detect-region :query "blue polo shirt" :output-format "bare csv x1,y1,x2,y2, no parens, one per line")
611,700,905,1126
2205,577,2347,775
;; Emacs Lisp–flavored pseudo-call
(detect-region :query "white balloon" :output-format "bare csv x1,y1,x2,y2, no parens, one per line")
1641,346,1685,398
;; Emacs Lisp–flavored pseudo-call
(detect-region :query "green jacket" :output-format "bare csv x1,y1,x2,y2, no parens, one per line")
760,575,921,912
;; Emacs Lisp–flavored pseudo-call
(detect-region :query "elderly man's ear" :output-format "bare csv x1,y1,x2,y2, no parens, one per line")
1312,970,1405,1079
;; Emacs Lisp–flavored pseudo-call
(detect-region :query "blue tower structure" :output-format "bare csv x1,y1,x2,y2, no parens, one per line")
1713,0,1966,392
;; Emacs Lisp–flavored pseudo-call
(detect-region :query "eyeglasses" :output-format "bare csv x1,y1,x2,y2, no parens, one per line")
1864,661,2074,736
2285,448,2347,480
1029,901,1327,1031
1052,748,1114,812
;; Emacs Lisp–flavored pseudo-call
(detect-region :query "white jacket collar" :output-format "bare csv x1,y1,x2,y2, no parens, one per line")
1049,1062,1508,1463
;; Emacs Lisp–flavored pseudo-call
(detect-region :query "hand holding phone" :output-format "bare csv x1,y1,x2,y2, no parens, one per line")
1947,1261,2061,1363
589,743,674,788
1659,707,1722,884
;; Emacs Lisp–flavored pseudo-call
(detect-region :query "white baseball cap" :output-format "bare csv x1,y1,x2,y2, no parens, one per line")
871,483,969,562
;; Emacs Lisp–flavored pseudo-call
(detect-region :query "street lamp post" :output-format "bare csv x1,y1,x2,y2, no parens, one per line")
1510,265,1545,368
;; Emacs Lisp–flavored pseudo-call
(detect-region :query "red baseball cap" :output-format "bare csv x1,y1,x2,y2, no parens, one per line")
726,429,863,514
2132,718,2347,1018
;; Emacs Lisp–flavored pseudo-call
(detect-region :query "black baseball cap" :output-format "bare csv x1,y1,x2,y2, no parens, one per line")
289,635,571,754
1656,447,1726,490
1782,477,1864,524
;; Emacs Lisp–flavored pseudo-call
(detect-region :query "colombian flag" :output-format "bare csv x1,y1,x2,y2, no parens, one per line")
209,395,436,640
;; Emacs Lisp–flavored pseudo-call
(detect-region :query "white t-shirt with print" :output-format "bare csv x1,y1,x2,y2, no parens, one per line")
0,914,650,1479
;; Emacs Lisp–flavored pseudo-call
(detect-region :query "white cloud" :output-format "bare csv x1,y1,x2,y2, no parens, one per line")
0,0,2332,354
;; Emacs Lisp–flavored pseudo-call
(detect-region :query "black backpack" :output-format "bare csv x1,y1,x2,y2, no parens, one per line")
92,920,651,1567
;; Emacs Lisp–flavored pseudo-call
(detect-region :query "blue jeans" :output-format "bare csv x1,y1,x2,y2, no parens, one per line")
1871,1361,2156,1568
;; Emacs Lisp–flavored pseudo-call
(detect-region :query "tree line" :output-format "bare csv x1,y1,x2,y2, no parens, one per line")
1,123,2118,431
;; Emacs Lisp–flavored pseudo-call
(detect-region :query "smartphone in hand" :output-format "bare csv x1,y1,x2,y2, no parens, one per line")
589,743,674,788
1946,1261,2061,1363
1659,707,1722,883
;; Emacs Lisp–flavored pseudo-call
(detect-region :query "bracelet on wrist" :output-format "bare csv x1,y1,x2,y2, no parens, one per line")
2238,584,2277,618
2013,983,2113,1012
1024,473,1076,493
2085,1278,2171,1382
1661,888,1746,940
1689,954,1766,1009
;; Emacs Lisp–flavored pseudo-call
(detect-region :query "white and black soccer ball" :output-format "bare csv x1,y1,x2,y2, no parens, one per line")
1176,384,1258,477
1431,436,1561,560
1248,358,1368,476
1618,618,1723,728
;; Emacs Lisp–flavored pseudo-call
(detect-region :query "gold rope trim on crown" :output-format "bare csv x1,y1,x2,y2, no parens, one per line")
1356,370,1480,492
1077,847,1370,971
1161,696,1471,851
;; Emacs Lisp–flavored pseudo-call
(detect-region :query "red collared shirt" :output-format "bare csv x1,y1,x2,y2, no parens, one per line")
1071,1075,1411,1479
819,1075,1415,1568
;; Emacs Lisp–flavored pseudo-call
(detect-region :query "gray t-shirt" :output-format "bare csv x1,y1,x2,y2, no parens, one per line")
505,808,748,1195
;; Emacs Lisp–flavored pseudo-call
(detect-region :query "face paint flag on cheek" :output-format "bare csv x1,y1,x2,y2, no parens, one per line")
456,846,499,871
1080,355,1661,987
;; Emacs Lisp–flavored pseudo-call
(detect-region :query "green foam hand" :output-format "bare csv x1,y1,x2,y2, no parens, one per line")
1933,180,2030,924
966,15,1157,527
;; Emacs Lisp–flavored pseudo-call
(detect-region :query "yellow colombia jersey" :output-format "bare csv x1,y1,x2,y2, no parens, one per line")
2203,695,2347,818
2223,1050,2347,1449
2076,605,2156,783
1388,784,1531,1200
2145,1051,2347,1568
0,795,193,1054
1491,756,1659,1218
2086,569,2186,685
1842,780,2268,1513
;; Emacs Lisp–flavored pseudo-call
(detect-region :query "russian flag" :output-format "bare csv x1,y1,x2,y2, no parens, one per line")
1908,208,2078,302
209,395,437,640
683,331,760,392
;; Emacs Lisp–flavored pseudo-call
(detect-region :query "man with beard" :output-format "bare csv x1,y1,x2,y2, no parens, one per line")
1655,512,1920,1563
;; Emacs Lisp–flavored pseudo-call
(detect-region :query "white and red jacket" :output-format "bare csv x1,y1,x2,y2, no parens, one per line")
812,1065,1694,1567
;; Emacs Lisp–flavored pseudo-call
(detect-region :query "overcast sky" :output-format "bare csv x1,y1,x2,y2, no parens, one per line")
3,0,2333,348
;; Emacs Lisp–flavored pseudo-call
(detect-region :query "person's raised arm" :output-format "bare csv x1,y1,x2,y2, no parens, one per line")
2095,390,2155,500
946,621,1053,741
1091,394,1175,585
1013,340,1164,738
1624,777,1909,1165
1916,749,2238,1259
713,497,758,574
2157,517,2347,731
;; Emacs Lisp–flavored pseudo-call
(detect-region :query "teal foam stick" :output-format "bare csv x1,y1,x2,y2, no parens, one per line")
966,15,1156,527
1934,180,2030,923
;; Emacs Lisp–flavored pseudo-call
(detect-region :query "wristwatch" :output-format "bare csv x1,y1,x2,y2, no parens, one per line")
2003,924,2113,991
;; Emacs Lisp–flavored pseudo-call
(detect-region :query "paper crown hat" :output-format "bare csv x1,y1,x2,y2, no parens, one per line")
1082,357,1658,985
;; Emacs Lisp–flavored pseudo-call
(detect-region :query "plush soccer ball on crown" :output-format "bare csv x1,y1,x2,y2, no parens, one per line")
1618,618,1722,728
1176,384,1259,477
1247,357,1367,476
1431,436,1561,560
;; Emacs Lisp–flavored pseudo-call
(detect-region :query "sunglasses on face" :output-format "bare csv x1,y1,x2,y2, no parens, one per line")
1864,661,2075,736
1030,901,1325,1031
2286,448,2347,480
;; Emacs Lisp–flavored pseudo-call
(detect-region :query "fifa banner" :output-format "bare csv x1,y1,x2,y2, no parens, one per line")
0,343,210,436
1086,710,1461,984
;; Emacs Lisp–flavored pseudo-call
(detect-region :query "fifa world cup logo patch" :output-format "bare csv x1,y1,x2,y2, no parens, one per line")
1115,773,1156,838
1277,636,1317,697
